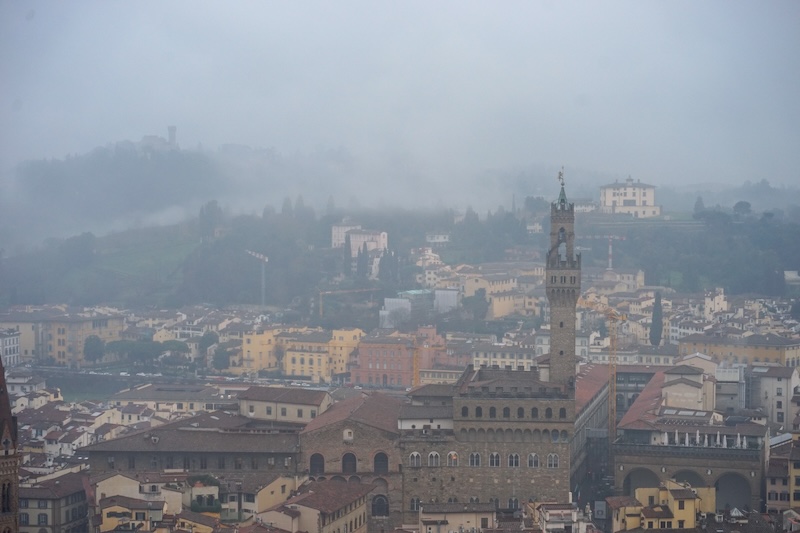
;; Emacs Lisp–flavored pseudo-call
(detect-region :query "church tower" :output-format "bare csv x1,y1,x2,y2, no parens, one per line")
546,169,581,394
0,357,19,533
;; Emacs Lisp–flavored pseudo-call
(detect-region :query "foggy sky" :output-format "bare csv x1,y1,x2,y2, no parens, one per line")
2,1,799,195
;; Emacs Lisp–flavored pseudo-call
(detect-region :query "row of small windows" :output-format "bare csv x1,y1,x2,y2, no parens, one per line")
411,497,523,511
409,452,558,468
460,406,567,419
19,513,50,525
112,454,292,470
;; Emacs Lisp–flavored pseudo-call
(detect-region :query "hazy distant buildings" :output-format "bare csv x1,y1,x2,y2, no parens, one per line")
0,328,20,367
599,176,661,218
331,220,388,257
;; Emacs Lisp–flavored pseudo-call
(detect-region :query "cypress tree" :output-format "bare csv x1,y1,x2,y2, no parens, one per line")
650,292,663,346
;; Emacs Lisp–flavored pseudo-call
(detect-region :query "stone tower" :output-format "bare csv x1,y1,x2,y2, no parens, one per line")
546,170,581,394
0,357,18,533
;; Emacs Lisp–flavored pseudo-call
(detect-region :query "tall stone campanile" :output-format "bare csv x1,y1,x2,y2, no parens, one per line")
546,170,581,394
0,356,18,533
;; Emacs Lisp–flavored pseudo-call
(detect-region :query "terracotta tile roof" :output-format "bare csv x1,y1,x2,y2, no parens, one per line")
662,377,703,389
83,411,299,453
110,383,222,402
664,365,703,375
669,489,696,499
238,386,330,406
576,364,610,414
238,523,293,533
618,371,664,430
178,509,219,527
641,505,673,518
100,495,167,511
606,495,641,509
19,471,88,499
301,393,402,435
288,480,374,513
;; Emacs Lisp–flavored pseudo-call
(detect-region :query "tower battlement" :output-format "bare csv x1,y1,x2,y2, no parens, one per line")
545,178,580,394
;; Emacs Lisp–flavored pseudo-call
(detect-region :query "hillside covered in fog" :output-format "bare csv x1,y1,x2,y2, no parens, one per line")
2,137,800,254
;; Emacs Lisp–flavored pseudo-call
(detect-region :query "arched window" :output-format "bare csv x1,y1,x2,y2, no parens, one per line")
528,453,539,468
547,453,559,468
502,407,510,418
489,407,497,418
372,495,389,517
469,497,480,503
447,452,458,466
409,452,421,467
428,452,440,467
410,498,421,511
291,357,296,364
560,430,569,442
508,453,520,467
310,453,325,475
517,407,524,419
559,407,567,419
508,498,519,509
551,430,559,443
489,453,500,467
469,452,481,467
531,407,539,419
475,406,483,418
447,497,459,503
374,452,388,474
545,407,553,419
461,406,469,417
342,453,357,474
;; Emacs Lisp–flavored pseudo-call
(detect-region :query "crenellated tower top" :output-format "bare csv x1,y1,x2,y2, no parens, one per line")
545,168,581,394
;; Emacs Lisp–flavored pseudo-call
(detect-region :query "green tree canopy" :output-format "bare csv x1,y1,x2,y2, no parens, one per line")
212,348,230,370
83,335,105,362
198,331,219,355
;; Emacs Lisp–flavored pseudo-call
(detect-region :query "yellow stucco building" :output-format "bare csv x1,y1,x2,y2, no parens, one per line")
679,332,800,366
607,479,714,532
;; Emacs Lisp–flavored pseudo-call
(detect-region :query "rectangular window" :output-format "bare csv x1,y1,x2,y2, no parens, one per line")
135,512,146,520
128,456,136,469
297,409,303,418
678,500,685,510
266,406,272,415
38,500,48,508
218,456,226,469
678,521,684,529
